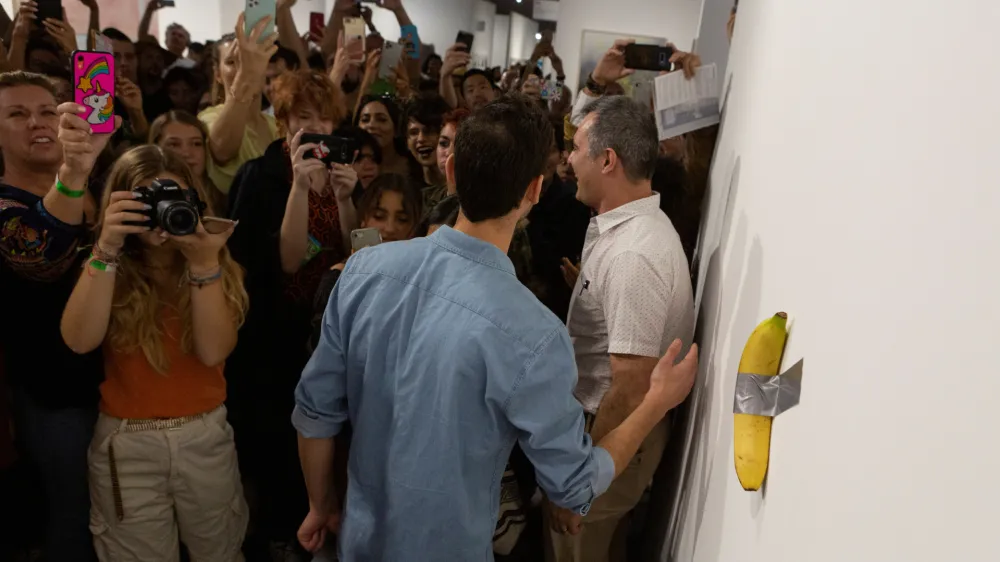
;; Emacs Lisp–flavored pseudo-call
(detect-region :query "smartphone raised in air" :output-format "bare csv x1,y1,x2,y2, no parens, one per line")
623,44,674,72
378,40,403,80
160,0,176,7
72,51,116,135
455,31,474,52
301,134,359,166
245,0,276,38
351,228,382,252
344,17,366,63
309,12,324,42
36,0,62,23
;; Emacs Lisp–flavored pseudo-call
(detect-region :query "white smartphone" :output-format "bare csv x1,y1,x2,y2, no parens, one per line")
344,17,366,64
378,41,403,80
350,227,382,252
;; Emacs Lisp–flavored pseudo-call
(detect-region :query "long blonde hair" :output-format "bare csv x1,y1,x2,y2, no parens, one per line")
148,110,227,214
96,145,249,373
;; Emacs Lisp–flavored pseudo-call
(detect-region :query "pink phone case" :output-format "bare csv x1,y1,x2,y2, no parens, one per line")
72,51,116,135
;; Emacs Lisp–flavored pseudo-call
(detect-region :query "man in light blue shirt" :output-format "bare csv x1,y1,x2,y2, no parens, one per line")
292,95,699,561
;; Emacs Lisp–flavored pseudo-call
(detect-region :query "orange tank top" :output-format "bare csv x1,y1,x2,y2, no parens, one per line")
100,308,226,419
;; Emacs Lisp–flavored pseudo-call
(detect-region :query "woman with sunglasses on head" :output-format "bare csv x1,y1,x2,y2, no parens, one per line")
199,13,279,195
59,140,249,560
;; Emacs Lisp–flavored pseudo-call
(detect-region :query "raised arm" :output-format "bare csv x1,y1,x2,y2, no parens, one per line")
280,132,326,274
81,0,101,38
5,2,36,71
276,0,309,69
438,44,470,109
207,14,277,165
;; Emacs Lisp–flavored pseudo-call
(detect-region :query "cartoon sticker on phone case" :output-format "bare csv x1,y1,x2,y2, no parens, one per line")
76,58,114,126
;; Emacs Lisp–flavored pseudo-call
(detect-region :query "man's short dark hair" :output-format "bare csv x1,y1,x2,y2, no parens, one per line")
101,28,132,42
272,46,301,70
189,42,206,55
402,93,450,133
461,68,494,91
580,96,659,182
453,94,553,222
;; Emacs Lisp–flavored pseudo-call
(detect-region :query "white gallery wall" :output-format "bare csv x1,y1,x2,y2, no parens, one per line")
553,0,700,93
507,11,538,64
491,13,511,69
664,0,1000,560
470,0,496,65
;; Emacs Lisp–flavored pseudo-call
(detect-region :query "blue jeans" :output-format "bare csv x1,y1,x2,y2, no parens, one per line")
13,389,97,562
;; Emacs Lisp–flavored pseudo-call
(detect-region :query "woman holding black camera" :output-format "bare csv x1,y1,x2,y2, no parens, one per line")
58,124,249,558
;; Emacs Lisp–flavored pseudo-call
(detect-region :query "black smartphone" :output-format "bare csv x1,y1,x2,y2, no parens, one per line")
301,134,359,166
161,0,176,6
456,31,474,52
36,0,63,22
624,44,674,72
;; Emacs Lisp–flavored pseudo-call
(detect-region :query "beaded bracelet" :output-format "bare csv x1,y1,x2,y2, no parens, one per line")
55,177,86,199
186,266,223,288
91,241,120,265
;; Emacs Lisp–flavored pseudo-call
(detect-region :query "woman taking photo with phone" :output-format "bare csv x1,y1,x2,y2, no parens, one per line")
199,13,280,195
225,67,358,557
59,135,248,558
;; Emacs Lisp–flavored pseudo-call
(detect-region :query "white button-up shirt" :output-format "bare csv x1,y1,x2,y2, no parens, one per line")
567,194,695,414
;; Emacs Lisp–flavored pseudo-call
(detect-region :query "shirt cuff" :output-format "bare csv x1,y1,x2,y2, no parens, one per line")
570,91,600,127
35,200,84,233
591,446,615,497
290,403,343,440
608,340,662,358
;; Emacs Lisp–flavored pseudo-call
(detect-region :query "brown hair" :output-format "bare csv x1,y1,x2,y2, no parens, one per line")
358,173,422,236
270,70,346,132
148,110,227,214
0,71,58,98
442,108,471,130
96,145,248,373
210,33,237,106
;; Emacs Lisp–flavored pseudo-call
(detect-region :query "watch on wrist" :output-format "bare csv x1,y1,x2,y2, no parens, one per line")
586,73,606,95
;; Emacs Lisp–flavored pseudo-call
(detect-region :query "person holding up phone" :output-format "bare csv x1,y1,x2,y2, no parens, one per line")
199,13,280,195
224,68,358,557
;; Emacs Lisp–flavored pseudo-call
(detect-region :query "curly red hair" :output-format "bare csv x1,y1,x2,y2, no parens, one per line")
270,70,347,128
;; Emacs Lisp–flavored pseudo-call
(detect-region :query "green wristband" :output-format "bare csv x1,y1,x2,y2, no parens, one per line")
88,255,109,271
56,178,86,199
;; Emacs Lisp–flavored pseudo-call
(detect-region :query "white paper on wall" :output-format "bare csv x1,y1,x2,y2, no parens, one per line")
654,63,721,140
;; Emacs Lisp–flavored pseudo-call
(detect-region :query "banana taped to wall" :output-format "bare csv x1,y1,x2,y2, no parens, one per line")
733,312,803,491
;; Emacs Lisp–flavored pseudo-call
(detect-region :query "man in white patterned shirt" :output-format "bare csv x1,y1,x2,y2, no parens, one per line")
545,94,695,562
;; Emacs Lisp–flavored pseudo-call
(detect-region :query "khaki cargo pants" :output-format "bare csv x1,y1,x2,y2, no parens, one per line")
87,406,248,562
545,417,670,562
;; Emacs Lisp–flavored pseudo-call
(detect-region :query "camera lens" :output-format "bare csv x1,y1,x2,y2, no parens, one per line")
160,202,198,236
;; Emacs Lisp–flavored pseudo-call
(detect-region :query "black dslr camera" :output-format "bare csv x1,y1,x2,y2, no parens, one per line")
131,179,206,236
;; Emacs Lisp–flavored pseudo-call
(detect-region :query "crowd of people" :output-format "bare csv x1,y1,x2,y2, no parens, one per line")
0,0,715,560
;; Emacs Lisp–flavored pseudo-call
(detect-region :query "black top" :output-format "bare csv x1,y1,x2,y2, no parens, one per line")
226,140,348,401
0,184,102,409
526,177,592,322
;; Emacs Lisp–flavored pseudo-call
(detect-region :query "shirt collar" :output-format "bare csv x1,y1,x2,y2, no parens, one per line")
594,193,661,235
429,226,516,276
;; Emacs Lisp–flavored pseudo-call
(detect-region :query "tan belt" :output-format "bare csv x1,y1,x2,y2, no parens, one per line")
108,407,218,521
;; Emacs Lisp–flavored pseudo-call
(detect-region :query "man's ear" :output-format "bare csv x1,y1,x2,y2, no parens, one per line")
445,153,456,187
602,148,617,175
526,174,544,206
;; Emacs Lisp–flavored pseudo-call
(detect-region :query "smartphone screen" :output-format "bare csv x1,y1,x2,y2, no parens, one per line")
309,12,324,41
72,51,116,135
624,44,674,72
378,41,403,80
245,0,276,39
400,24,420,60
160,0,175,6
351,228,382,252
344,17,366,63
456,31,474,52
36,0,62,22
301,134,359,166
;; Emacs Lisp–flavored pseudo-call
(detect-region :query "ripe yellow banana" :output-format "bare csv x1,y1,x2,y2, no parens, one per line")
733,312,788,491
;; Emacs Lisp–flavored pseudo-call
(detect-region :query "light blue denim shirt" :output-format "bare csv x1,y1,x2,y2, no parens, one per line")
293,226,615,561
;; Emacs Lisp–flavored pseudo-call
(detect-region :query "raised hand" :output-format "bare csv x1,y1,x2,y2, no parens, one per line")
57,102,122,183
232,12,279,99
42,11,77,55
667,43,702,80
441,43,471,76
591,38,635,86
97,191,152,256
12,2,37,41
116,78,143,114
167,221,236,270
290,130,330,194
329,163,358,202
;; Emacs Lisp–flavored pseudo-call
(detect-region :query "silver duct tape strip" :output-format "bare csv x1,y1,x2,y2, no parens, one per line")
732,358,804,417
